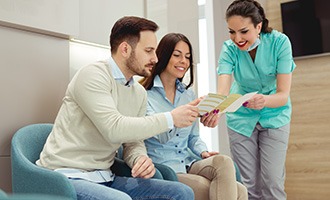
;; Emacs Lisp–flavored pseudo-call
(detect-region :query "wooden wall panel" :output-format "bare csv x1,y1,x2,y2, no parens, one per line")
265,1,330,199
287,56,330,200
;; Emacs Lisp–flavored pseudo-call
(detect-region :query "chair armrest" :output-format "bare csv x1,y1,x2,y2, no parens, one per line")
4,194,72,200
154,163,178,181
11,164,76,199
0,189,8,198
111,157,134,177
11,148,76,199
234,162,242,183
111,157,164,179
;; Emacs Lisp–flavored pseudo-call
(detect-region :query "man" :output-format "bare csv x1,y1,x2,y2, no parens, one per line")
36,16,199,200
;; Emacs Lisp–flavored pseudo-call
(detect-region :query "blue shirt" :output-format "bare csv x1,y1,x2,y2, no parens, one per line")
218,30,296,137
145,75,208,173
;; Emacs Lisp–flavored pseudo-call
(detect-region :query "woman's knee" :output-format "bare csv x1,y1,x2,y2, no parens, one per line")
212,155,235,171
177,173,209,200
237,182,248,200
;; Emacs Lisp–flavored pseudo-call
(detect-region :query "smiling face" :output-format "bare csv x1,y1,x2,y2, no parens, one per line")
162,41,191,79
227,15,262,51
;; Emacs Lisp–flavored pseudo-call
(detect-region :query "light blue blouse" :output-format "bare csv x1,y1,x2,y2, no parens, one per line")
217,30,296,137
145,75,208,173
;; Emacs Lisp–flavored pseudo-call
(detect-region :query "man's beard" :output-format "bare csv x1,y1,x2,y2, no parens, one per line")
126,50,152,77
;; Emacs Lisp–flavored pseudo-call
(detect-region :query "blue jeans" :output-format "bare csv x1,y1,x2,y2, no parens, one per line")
70,176,194,200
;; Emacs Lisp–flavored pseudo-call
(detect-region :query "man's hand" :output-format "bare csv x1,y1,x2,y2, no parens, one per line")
170,98,201,128
131,155,156,179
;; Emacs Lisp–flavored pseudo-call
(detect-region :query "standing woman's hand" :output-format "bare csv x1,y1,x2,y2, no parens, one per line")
243,94,266,110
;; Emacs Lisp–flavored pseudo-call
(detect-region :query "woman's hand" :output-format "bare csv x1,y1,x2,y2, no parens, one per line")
243,94,266,110
201,151,219,159
200,109,221,128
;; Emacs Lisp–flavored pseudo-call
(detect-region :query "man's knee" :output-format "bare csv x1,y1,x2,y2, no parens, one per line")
171,181,194,200
181,184,195,200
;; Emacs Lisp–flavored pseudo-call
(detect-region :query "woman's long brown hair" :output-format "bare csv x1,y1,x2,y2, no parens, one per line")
140,33,194,90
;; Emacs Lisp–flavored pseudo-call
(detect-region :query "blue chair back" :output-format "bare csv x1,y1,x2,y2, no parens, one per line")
11,123,77,199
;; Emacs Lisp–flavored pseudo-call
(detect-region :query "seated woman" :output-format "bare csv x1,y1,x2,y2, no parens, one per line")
140,33,248,200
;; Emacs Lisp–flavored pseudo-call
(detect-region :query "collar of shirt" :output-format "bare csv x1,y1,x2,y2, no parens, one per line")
153,75,186,94
108,56,134,86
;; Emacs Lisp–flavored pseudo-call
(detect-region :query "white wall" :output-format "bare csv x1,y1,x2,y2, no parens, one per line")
0,0,79,37
0,25,69,193
147,0,199,63
78,0,144,46
71,0,199,79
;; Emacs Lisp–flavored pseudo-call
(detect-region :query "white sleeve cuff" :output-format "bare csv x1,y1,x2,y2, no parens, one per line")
164,112,174,129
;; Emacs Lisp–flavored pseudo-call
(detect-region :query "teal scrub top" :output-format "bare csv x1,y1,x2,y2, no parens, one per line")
217,30,296,137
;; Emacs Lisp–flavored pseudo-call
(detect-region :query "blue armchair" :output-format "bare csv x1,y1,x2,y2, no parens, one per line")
11,123,77,199
11,123,176,199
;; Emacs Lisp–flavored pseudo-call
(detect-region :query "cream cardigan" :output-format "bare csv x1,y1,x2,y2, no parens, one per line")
37,60,169,171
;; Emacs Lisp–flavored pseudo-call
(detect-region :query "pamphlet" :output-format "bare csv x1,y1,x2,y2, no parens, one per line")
197,91,258,115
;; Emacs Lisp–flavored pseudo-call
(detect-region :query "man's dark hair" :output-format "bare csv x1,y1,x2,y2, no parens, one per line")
110,16,159,53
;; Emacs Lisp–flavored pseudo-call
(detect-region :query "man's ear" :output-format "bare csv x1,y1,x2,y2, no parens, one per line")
118,42,131,58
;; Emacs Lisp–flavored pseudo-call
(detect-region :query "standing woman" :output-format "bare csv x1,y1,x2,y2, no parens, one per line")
217,0,296,199
140,33,248,200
